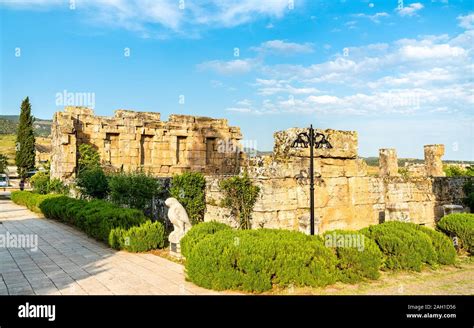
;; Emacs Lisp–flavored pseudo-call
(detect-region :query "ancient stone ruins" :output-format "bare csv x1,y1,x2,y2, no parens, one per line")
50,106,469,233
50,106,243,181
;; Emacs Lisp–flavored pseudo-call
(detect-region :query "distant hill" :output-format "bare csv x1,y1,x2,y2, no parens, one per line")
243,147,272,157
362,157,474,167
0,115,52,137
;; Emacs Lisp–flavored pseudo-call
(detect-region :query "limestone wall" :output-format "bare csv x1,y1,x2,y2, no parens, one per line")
205,164,468,233
204,128,469,233
50,106,244,181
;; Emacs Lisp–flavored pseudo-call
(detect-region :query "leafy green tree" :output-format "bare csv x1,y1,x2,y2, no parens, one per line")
75,144,107,199
444,165,474,177
169,172,206,225
77,144,101,172
219,173,260,229
15,97,36,178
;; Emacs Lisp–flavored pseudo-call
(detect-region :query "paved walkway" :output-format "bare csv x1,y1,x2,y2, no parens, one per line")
0,194,219,295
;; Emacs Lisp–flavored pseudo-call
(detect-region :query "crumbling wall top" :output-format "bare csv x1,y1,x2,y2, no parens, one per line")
273,128,358,159
64,106,94,116
114,109,161,121
168,114,229,126
379,148,399,177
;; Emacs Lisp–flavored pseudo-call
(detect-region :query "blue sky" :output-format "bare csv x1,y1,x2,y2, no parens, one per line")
0,0,473,160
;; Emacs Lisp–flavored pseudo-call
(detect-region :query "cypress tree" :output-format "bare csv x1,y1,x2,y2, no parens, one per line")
15,97,36,178
0,154,7,174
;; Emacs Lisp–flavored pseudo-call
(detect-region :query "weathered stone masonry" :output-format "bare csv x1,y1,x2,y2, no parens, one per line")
50,106,244,181
205,129,468,233
50,106,468,234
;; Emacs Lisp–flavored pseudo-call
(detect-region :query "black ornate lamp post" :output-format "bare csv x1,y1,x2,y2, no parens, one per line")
291,125,332,235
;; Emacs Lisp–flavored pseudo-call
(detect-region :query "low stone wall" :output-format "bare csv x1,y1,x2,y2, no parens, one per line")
204,128,469,234
204,164,469,233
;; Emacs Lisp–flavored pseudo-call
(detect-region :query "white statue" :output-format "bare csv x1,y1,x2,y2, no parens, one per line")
165,197,192,245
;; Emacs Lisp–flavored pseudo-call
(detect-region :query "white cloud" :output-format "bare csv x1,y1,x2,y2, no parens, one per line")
236,99,252,107
345,20,357,29
234,30,473,117
252,40,314,55
367,68,461,89
354,12,389,23
197,59,256,75
265,23,274,29
226,107,252,113
193,0,290,27
0,0,293,35
399,44,467,60
397,3,424,17
307,95,339,105
253,79,320,96
262,57,370,84
210,80,224,88
247,84,473,116
458,13,474,30
0,0,64,7
260,33,471,86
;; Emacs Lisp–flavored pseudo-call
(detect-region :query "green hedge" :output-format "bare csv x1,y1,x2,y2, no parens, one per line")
11,191,62,213
323,230,382,283
375,222,456,265
180,221,231,258
414,224,456,264
360,221,442,271
185,221,459,292
437,213,474,254
109,221,165,252
13,193,166,252
39,196,148,243
185,228,338,292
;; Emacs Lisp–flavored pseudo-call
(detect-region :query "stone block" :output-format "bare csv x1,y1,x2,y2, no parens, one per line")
379,148,399,177
424,144,445,177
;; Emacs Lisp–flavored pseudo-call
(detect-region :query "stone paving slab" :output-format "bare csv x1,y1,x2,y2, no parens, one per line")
0,193,224,295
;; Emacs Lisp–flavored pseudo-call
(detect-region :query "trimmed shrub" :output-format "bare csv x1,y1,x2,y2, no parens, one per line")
11,191,62,213
375,221,456,265
185,228,338,292
437,213,474,254
414,225,456,265
181,221,231,258
360,221,437,271
169,172,206,225
39,196,84,223
108,171,164,214
109,221,165,252
39,196,148,244
323,230,382,283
